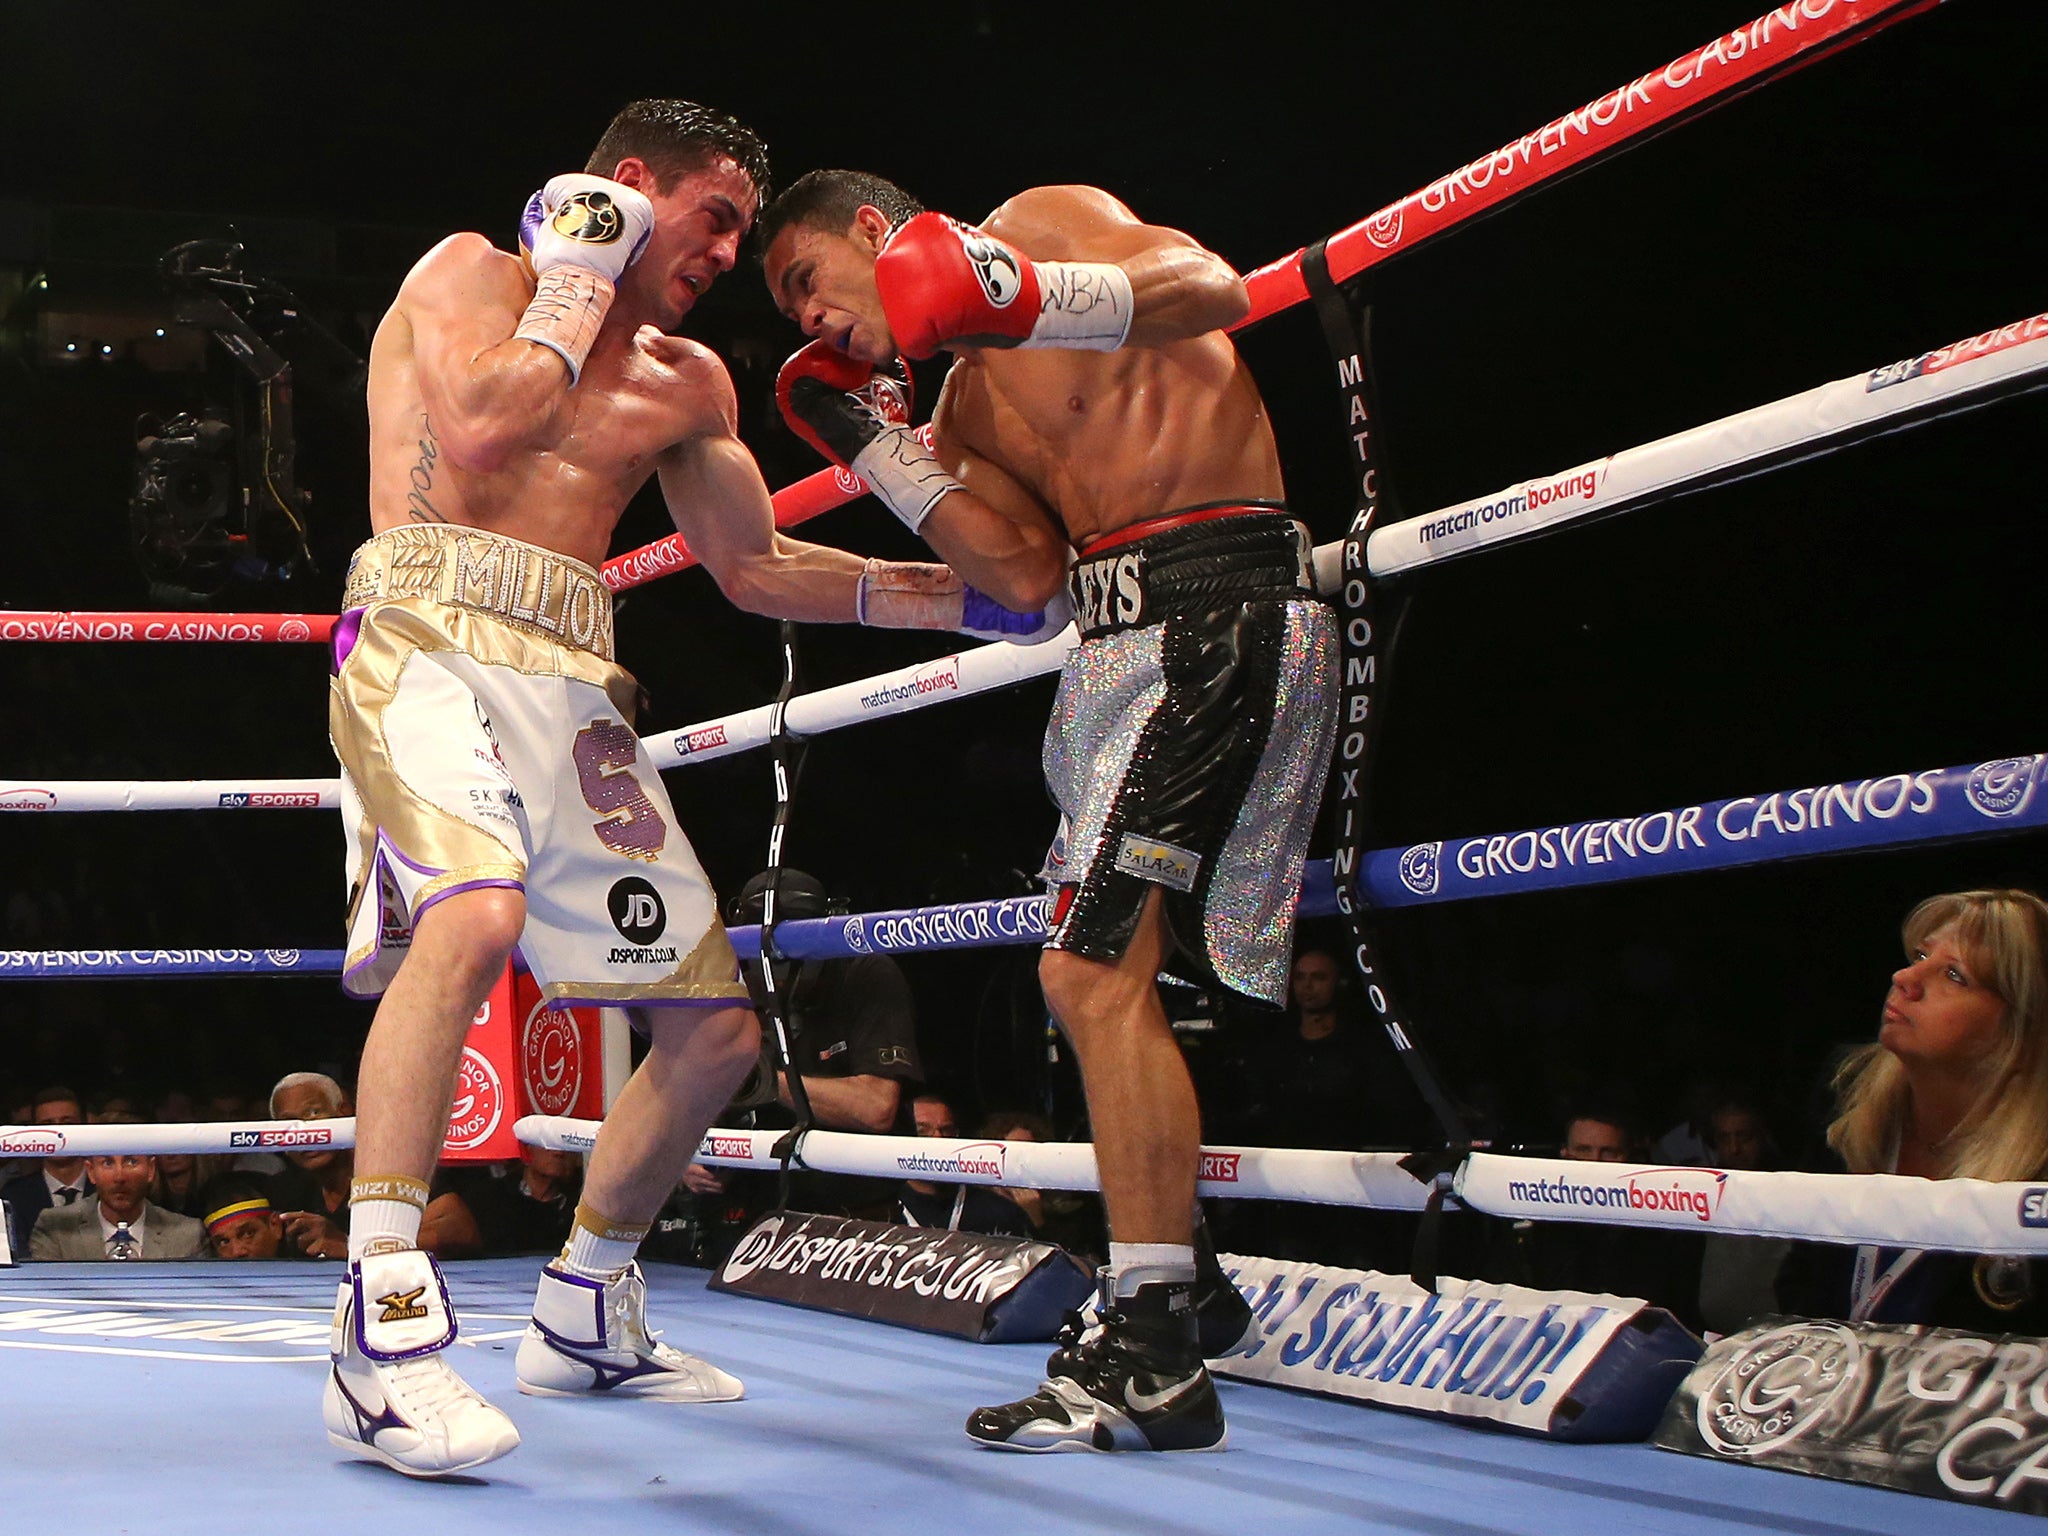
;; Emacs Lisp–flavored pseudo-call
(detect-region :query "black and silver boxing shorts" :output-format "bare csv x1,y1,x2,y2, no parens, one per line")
1041,504,1338,1006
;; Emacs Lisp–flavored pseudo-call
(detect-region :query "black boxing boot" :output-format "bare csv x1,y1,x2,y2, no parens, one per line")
1046,1221,1253,1377
967,1276,1226,1453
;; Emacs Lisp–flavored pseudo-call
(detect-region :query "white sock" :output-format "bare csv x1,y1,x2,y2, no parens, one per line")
346,1174,428,1263
559,1203,650,1281
1107,1241,1197,1298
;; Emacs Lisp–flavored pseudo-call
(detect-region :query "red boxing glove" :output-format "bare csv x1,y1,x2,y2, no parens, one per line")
875,212,1133,360
774,340,913,469
775,340,956,533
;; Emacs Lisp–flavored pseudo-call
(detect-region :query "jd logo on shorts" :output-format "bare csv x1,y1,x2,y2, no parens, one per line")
608,876,667,944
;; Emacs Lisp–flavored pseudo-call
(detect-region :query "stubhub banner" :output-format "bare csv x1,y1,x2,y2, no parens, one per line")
709,1211,1092,1343
1213,1255,1699,1441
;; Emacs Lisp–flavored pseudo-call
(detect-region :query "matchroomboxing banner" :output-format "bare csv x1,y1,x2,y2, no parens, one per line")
709,1211,1093,1343
1212,1255,1699,1440
1655,1318,2048,1515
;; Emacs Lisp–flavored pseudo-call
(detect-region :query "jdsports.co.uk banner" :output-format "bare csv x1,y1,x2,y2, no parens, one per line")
1655,1318,2048,1515
1213,1255,1699,1440
709,1211,1092,1343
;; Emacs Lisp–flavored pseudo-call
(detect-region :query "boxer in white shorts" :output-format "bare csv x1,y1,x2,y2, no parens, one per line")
323,102,1065,1480
332,524,744,1010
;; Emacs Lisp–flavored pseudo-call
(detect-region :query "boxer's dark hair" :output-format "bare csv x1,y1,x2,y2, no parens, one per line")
758,169,924,251
587,99,771,202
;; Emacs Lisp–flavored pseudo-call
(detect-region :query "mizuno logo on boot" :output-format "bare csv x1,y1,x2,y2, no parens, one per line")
377,1287,430,1323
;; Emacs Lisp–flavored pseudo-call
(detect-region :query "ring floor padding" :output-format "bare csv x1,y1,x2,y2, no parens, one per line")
0,1259,2017,1535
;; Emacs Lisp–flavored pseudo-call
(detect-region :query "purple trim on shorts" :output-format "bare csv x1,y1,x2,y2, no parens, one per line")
332,607,365,674
377,834,446,879
548,993,751,1010
339,949,385,1000
414,877,525,921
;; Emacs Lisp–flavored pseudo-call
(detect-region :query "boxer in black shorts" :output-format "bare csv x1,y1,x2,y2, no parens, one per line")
763,171,1337,1453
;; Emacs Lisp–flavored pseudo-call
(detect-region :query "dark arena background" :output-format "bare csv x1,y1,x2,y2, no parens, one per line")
2,0,2044,1164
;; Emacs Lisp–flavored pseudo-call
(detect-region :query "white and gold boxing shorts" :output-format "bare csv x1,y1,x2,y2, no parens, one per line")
328,523,745,1010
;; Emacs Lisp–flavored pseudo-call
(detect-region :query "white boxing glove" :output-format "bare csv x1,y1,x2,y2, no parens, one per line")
519,174,654,284
513,175,654,384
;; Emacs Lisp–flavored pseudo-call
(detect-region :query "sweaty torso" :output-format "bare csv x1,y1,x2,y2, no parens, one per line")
366,237,718,571
938,196,1283,549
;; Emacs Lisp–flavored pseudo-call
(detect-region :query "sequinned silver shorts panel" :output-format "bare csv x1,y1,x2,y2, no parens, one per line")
1040,597,1338,1005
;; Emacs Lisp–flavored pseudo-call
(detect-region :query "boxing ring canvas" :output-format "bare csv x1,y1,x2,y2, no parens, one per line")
0,1258,2022,1535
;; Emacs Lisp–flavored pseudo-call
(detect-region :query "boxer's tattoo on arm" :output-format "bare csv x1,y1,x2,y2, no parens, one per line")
406,414,446,523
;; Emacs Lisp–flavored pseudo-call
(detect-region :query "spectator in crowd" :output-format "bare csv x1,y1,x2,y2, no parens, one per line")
1217,948,1420,1153
1696,1096,1790,1335
420,1143,583,1260
87,1092,138,1123
152,1150,228,1219
1,1085,93,1255
199,1084,251,1122
31,1117,207,1260
672,870,925,1235
1207,947,1425,1270
896,1092,1032,1238
1496,1106,1699,1327
197,1175,305,1260
1784,888,2048,1331
1651,1079,1724,1165
976,1106,1103,1262
1560,1111,1631,1162
263,1072,352,1260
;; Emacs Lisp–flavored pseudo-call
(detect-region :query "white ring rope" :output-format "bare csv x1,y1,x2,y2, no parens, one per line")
1455,1153,2048,1256
12,1116,2046,1255
0,1118,351,1158
1367,310,2048,579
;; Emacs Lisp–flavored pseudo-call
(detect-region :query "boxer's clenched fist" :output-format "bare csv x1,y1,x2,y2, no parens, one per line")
519,174,654,285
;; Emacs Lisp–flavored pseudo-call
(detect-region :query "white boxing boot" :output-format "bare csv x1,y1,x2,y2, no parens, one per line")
322,1247,521,1476
516,1260,744,1401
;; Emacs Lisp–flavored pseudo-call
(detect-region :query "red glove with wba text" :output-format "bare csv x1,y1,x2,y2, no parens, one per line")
874,212,1133,360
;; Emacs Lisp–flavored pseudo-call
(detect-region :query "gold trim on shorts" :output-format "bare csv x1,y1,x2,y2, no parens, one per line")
539,920,746,1006
343,523,616,661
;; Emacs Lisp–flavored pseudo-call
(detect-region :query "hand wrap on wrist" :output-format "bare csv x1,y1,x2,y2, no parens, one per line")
514,266,615,385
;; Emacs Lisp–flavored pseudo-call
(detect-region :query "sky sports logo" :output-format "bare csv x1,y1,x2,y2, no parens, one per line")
229,1127,334,1148
217,791,323,808
1867,313,2048,392
671,724,728,757
2021,1188,2048,1228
